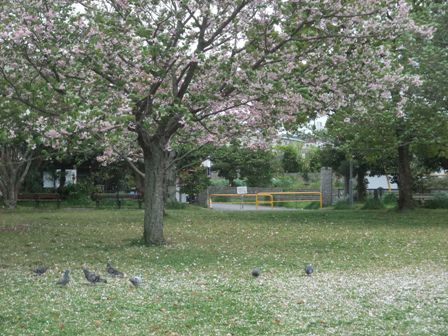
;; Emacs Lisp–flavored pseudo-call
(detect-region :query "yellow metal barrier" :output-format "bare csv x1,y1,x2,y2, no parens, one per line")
208,193,258,208
258,192,323,209
255,192,274,209
209,191,323,209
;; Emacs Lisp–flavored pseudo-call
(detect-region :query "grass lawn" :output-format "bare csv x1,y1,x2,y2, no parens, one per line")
0,207,447,335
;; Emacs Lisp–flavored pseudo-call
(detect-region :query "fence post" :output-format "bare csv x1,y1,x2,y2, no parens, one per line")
320,167,333,207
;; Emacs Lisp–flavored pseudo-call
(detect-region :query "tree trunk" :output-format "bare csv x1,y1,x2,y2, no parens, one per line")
58,167,66,192
343,173,350,197
397,144,414,210
2,175,20,209
142,140,168,245
0,146,33,209
355,167,367,202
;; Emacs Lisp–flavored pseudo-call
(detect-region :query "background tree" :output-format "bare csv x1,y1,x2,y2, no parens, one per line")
210,144,276,187
0,96,48,208
321,1,448,209
281,144,301,173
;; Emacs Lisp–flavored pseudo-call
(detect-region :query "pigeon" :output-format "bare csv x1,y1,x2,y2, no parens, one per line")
305,264,313,276
106,262,124,277
83,267,107,284
129,276,142,287
32,266,48,275
251,268,261,278
56,270,70,286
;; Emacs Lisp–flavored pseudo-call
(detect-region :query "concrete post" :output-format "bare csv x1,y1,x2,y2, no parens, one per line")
320,167,333,207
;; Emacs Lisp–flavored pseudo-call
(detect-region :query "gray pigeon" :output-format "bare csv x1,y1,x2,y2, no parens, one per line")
106,262,124,277
32,266,48,275
305,264,313,276
251,268,261,278
129,276,142,287
83,267,107,284
56,270,70,286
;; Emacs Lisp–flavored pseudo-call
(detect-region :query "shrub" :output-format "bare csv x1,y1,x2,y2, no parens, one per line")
210,178,229,187
272,176,296,189
424,192,448,209
361,198,385,210
382,192,397,205
61,180,94,201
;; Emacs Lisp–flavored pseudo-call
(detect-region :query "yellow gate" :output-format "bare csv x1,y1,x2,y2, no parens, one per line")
208,192,322,209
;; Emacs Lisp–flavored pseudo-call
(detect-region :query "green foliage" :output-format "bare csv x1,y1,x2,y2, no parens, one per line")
60,180,95,201
280,144,322,182
418,176,448,191
424,192,448,209
272,175,297,189
209,178,229,186
333,200,352,210
179,166,210,197
211,144,277,187
281,145,301,173
382,192,398,205
91,162,137,192
361,198,385,210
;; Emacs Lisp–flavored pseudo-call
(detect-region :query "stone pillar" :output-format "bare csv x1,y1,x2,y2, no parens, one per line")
320,167,333,207
197,188,209,208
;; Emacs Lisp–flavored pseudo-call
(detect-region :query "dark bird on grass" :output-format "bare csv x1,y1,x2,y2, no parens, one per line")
106,262,124,277
305,264,313,276
32,266,48,275
56,270,70,286
129,276,142,287
251,268,261,278
83,267,107,284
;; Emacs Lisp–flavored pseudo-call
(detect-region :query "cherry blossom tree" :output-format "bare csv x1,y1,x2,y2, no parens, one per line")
321,1,447,210
0,0,428,243
0,94,47,208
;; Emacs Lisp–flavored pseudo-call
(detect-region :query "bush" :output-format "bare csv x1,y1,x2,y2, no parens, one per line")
210,178,229,187
382,192,397,205
424,192,448,209
333,200,352,210
61,180,94,201
361,198,385,210
272,176,296,189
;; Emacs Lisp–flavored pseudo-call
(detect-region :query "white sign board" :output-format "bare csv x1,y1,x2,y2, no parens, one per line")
236,186,248,194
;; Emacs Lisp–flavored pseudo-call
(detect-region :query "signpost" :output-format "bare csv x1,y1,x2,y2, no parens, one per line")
236,186,248,209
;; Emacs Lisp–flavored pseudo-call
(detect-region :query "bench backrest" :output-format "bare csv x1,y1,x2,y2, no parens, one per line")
19,193,61,200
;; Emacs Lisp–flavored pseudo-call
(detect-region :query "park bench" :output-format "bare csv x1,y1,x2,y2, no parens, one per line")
18,193,62,208
91,192,143,209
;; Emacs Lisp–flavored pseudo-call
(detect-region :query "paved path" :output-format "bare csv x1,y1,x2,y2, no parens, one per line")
209,204,300,211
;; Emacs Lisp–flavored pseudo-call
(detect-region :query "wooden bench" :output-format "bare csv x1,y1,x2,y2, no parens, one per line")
18,193,62,208
91,192,143,209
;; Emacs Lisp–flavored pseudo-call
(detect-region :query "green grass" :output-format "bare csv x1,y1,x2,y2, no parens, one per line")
0,208,447,335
